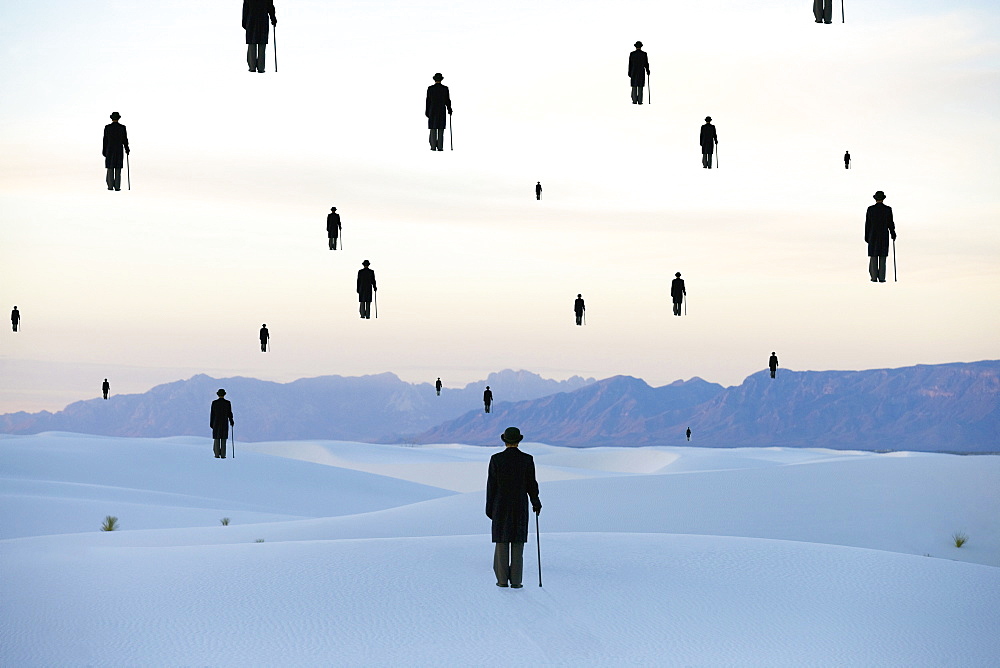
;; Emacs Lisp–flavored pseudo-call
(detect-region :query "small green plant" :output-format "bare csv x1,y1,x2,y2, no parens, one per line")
952,532,968,548
220,517,230,526
255,538,265,543
101,516,119,531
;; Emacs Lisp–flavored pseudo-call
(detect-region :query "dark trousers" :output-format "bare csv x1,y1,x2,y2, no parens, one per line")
106,167,121,189
631,85,644,104
673,300,682,316
536,192,541,200
360,301,371,318
770,367,777,379
213,438,228,457
869,255,887,282
484,402,491,413
12,321,18,332
494,542,525,586
845,160,850,169
260,341,267,352
813,0,833,22
103,391,109,400
429,128,445,150
247,43,266,72
575,313,583,325
329,235,338,250
436,389,441,395
702,152,713,168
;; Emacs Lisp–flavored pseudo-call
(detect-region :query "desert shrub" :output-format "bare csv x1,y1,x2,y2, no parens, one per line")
220,517,231,526
101,516,119,531
952,532,968,548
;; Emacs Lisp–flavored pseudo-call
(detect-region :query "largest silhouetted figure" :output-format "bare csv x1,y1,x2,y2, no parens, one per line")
865,191,896,283
486,426,542,589
243,0,276,73
700,117,717,168
102,112,129,191
210,389,234,458
425,73,452,151
628,41,650,104
357,260,377,318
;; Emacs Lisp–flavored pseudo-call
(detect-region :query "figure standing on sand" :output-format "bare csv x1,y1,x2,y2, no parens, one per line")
486,426,542,589
484,386,493,413
210,389,235,458
426,73,453,151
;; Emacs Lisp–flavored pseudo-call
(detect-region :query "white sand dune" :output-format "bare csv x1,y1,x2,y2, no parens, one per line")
2,433,998,666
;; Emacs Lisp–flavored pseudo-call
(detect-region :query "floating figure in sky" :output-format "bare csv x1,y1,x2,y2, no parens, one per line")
102,112,129,191
628,41,650,105
574,294,586,326
700,117,717,169
484,386,493,413
327,207,342,250
536,182,542,200
243,0,276,73
671,272,686,316
259,324,269,352
813,0,833,24
844,150,851,169
357,260,377,319
486,426,542,589
425,73,452,151
102,379,110,400
769,352,779,379
11,306,19,332
436,378,443,396
865,191,896,283
210,389,235,458
686,427,691,442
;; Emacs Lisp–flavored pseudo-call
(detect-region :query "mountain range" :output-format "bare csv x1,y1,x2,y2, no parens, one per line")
1,362,997,452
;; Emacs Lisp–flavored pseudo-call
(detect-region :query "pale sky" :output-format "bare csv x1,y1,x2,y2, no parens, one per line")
1,0,999,413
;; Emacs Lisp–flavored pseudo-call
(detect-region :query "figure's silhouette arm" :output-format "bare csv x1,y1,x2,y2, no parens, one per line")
123,127,129,154
242,0,249,29
888,208,896,239
103,126,109,157
864,209,872,243
269,2,276,25
425,90,431,118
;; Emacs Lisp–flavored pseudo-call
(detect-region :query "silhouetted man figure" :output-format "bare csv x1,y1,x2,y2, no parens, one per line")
327,207,341,250
671,272,686,316
102,379,110,400
700,117,717,168
425,73,452,151
486,426,542,589
484,386,493,413
10,306,19,332
357,260,377,318
210,389,234,458
813,0,833,24
628,41,650,104
686,427,691,442
574,294,585,326
436,378,442,396
103,112,129,191
769,352,779,379
243,0,276,73
259,324,269,351
536,182,542,200
865,191,896,283
844,151,851,169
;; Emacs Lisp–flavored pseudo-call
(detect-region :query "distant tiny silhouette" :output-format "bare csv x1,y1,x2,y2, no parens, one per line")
769,352,779,379
102,112,129,191
813,0,833,24
243,0,276,73
327,207,342,250
10,306,19,332
865,191,896,283
700,117,717,168
574,294,585,326
536,182,542,200
484,386,493,413
210,389,234,458
686,427,691,442
259,324,269,352
357,260,377,318
844,150,851,169
426,73,452,151
671,272,686,316
435,378,443,396
102,378,110,400
628,41,650,104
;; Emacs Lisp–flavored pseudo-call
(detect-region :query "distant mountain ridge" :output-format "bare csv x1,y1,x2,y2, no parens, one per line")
0,370,594,443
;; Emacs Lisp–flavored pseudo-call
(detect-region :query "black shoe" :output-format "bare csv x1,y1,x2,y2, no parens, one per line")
878,279,886,283
825,20,832,24
221,456,227,458
115,188,121,191
496,583,508,587
511,584,523,589
215,455,220,458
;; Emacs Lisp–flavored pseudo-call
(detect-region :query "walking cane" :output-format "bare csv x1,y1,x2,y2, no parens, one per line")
646,72,651,105
715,143,719,169
126,153,130,190
374,291,378,318
231,423,235,459
583,310,586,326
273,24,278,72
684,293,687,316
448,112,453,151
536,512,542,587
892,238,897,282
842,0,845,23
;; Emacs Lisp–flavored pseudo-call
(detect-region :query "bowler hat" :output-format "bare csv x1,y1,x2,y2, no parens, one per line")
634,41,643,47
873,190,886,200
705,116,712,122
675,272,681,277
433,73,443,81
362,260,370,266
110,111,121,120
217,389,226,396
501,427,524,444
331,207,337,211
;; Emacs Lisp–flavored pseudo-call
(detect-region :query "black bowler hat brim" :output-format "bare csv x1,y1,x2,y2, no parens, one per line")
501,427,524,444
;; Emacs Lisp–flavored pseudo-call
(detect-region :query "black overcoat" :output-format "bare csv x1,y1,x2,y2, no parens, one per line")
670,277,686,302
483,389,493,404
210,398,233,439
243,0,276,45
327,212,341,236
425,83,452,130
486,447,541,543
357,267,376,302
628,50,649,86
259,327,268,343
102,123,129,169
574,298,585,315
700,123,717,153
864,203,895,257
